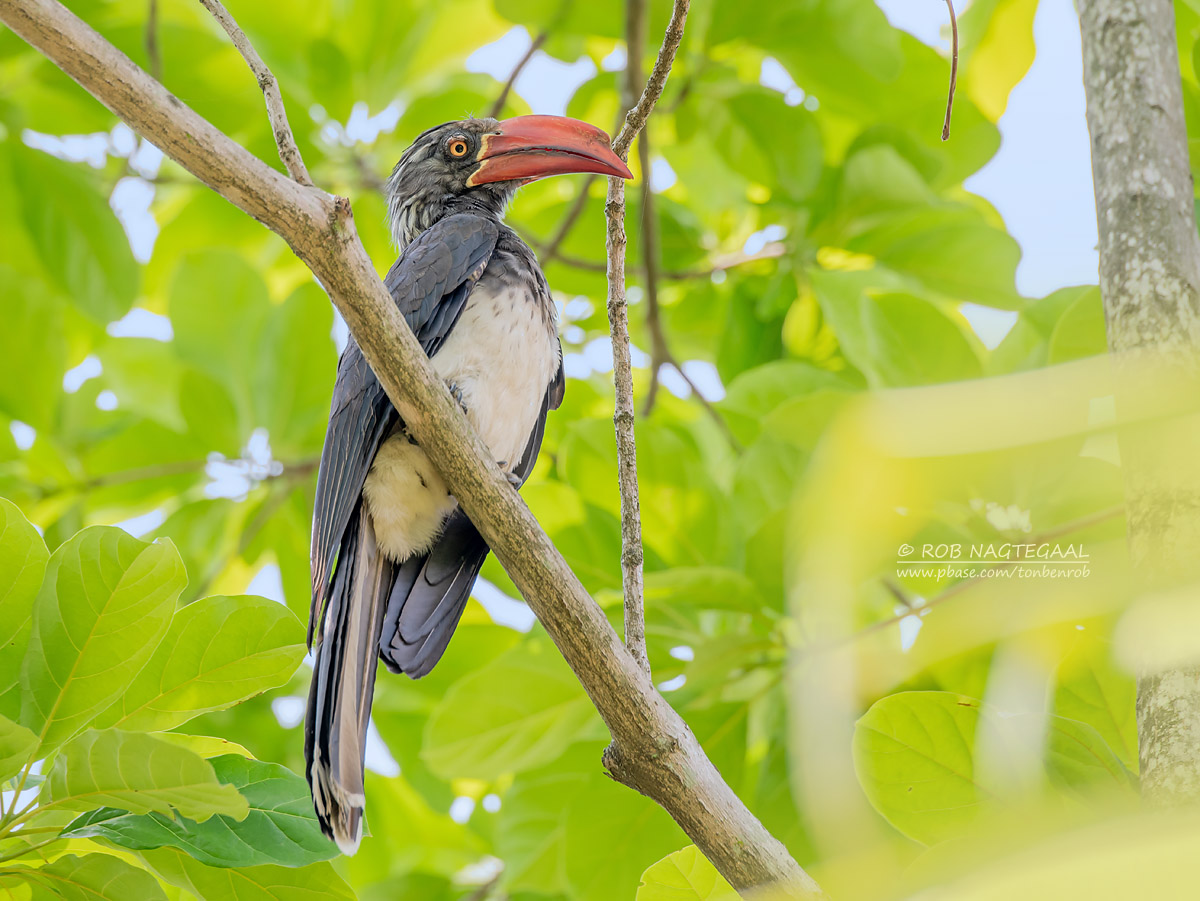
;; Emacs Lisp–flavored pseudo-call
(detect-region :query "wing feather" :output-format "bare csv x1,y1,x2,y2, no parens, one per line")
309,214,499,645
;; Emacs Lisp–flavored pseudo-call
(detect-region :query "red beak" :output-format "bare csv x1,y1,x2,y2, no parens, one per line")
467,115,634,186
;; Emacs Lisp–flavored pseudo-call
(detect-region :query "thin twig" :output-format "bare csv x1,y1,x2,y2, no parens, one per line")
647,341,743,449
606,0,690,676
612,0,689,159
197,0,312,185
606,0,652,675
36,456,317,499
144,0,160,82
488,29,547,118
942,0,958,141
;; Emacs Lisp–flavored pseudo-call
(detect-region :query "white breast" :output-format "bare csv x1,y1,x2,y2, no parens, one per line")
432,282,559,468
363,281,558,564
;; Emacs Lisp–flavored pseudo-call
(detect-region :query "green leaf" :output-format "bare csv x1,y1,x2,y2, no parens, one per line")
520,480,623,593
710,89,822,198
814,272,982,386
853,692,991,845
637,845,738,901
712,0,902,113
1047,288,1108,364
853,217,1021,310
641,567,761,614
95,338,188,432
960,0,1039,121
0,269,65,429
94,594,305,733
11,146,138,324
45,729,248,823
560,420,739,568
6,853,167,901
987,286,1096,373
1053,638,1138,770
720,361,854,445
494,772,580,894
138,847,355,901
252,283,335,458
422,640,599,780
64,755,334,868
855,692,1136,846
20,527,186,753
0,714,37,783
1043,715,1135,796
168,250,271,433
0,499,49,719
564,766,686,901
151,732,254,759
348,772,486,882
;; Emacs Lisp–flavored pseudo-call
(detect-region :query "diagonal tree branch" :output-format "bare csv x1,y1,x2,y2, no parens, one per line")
197,0,312,186
0,0,822,894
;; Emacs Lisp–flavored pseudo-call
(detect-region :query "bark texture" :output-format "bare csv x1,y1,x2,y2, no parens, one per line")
0,0,823,894
604,0,656,677
1079,0,1200,804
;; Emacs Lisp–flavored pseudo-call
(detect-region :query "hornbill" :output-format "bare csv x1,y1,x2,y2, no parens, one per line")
305,115,632,853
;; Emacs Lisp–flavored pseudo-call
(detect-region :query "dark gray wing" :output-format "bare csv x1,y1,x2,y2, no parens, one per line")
308,214,499,645
378,353,564,677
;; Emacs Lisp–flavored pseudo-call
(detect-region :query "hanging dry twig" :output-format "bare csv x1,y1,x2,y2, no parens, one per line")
942,0,958,141
197,0,312,185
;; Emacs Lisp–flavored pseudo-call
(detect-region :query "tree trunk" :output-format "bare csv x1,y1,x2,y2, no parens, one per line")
1079,0,1200,803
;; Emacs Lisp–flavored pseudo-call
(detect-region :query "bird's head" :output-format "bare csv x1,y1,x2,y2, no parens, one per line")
385,115,632,248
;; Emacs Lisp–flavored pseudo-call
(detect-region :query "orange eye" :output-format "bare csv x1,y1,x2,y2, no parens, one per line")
448,138,469,158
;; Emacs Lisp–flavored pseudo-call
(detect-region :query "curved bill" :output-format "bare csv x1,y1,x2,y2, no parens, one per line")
468,115,634,186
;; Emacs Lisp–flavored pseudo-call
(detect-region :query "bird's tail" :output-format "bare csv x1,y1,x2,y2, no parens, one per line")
304,502,391,855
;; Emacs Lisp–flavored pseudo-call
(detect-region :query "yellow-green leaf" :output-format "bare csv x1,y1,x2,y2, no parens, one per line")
637,845,738,901
94,594,305,733
45,729,248,823
0,499,48,720
20,528,186,754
